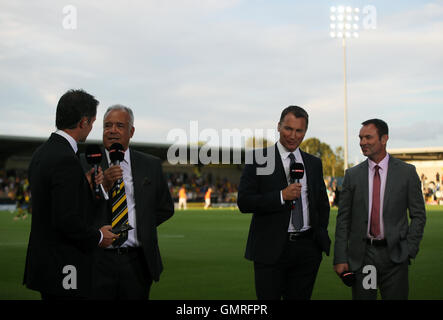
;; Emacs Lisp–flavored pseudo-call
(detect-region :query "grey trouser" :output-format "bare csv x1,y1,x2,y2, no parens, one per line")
352,244,409,300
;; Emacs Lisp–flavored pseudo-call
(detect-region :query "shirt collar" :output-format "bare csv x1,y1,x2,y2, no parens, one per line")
105,147,130,165
54,130,78,154
368,153,389,171
277,141,301,161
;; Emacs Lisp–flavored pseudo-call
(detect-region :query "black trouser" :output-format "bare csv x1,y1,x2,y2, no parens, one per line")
40,292,87,300
91,247,153,300
254,233,322,300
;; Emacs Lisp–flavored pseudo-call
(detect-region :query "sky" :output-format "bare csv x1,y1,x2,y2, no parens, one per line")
1,0,442,165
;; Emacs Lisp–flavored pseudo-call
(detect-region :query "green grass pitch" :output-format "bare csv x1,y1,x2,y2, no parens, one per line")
0,206,442,300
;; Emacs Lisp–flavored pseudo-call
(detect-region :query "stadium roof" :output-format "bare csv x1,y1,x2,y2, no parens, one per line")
0,134,173,160
0,135,246,168
388,147,443,161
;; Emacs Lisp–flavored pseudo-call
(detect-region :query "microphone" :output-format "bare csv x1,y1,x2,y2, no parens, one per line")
290,162,304,183
289,162,305,208
109,143,125,192
85,145,103,199
340,271,356,287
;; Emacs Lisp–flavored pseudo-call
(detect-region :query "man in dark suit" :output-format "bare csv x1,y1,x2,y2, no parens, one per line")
237,105,331,300
88,105,174,299
333,119,426,299
23,89,116,300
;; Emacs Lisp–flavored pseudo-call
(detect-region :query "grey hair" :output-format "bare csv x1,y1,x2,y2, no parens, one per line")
103,104,134,128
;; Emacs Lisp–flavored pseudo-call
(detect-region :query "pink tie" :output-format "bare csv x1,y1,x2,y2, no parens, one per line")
370,165,381,238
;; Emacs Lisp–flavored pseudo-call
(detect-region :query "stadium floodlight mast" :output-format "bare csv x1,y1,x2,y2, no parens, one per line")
330,5,359,171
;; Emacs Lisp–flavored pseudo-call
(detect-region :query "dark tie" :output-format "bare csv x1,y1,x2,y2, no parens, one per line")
370,165,381,238
289,153,304,231
110,180,129,247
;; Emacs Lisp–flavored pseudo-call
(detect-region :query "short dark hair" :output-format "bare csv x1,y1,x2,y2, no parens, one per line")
279,105,309,129
361,118,389,138
55,89,99,130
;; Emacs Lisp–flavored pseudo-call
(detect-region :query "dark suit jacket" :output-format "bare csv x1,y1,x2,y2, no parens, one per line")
83,147,174,282
334,156,426,271
23,133,101,297
237,144,331,264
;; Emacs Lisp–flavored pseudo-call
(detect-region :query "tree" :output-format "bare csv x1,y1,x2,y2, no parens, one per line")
300,138,345,177
245,136,271,149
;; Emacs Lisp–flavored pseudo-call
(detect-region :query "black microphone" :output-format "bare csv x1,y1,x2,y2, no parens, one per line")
290,162,304,183
109,143,125,191
85,145,103,199
340,271,356,287
289,162,305,207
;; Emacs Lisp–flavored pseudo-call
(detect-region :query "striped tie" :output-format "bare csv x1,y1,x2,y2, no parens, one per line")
111,181,128,247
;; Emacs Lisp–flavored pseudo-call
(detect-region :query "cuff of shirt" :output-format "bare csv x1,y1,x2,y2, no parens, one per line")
100,184,109,200
280,191,285,205
98,230,103,245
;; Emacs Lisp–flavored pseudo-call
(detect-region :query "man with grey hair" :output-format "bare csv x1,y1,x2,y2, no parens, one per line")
88,104,174,299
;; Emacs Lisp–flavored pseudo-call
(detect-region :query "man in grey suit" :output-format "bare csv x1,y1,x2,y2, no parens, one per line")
333,119,426,300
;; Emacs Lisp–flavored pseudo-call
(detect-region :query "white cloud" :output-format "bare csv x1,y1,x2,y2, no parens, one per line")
0,1,442,163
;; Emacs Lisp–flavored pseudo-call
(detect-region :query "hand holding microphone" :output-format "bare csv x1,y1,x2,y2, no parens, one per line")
85,145,103,199
283,161,305,203
282,183,302,201
103,143,125,192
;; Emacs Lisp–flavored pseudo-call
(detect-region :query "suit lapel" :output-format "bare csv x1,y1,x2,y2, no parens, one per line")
129,148,140,201
360,160,369,215
273,143,289,189
101,146,109,169
130,149,144,241
383,155,397,216
299,150,311,191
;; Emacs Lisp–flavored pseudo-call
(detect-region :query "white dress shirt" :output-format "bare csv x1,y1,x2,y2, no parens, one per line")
54,130,78,154
105,148,140,248
367,153,389,240
277,141,310,232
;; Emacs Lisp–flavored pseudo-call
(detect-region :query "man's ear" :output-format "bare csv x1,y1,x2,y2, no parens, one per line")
78,116,89,129
381,134,389,145
130,126,135,138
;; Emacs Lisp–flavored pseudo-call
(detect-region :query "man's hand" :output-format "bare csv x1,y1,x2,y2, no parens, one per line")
333,263,349,277
85,167,103,192
103,165,123,192
282,183,302,201
99,225,119,248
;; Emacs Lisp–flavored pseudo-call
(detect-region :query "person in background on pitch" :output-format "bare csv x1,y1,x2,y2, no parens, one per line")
204,187,212,210
178,185,187,210
237,105,331,300
333,119,426,300
23,89,117,300
91,104,174,299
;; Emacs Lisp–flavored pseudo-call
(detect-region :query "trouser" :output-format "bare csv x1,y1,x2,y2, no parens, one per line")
253,234,322,300
92,247,153,300
178,198,187,209
352,244,409,300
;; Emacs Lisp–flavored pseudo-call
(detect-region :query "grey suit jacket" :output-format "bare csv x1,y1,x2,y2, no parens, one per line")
333,155,426,271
